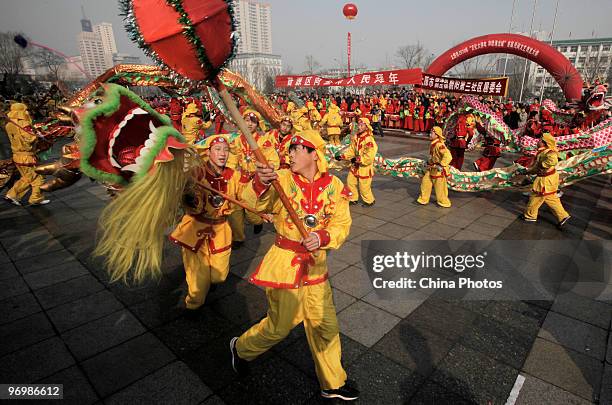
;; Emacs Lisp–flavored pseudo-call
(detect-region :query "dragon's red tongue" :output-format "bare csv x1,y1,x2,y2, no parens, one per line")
117,146,144,166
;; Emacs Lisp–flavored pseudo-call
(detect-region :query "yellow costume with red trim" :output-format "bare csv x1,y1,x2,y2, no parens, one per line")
5,103,46,204
524,133,570,222
417,126,452,207
307,101,322,126
227,110,280,242
181,103,212,144
339,118,378,205
235,130,352,390
320,104,343,146
169,135,240,309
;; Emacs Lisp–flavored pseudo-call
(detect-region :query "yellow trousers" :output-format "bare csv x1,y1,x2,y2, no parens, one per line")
524,193,569,222
236,281,347,390
228,208,263,242
182,244,231,309
417,172,451,208
329,135,340,146
346,172,375,204
6,165,44,204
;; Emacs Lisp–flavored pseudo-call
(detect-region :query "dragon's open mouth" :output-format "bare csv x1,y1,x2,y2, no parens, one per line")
588,92,605,109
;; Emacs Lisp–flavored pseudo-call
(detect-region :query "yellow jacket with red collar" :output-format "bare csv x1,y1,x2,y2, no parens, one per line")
527,147,560,195
227,131,280,182
242,169,352,288
427,138,452,178
169,164,241,254
340,131,378,178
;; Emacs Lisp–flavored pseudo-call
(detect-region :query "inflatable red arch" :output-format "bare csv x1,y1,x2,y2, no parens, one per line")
425,33,583,101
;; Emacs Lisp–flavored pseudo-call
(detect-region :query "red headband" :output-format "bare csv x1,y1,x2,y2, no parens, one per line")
290,135,316,149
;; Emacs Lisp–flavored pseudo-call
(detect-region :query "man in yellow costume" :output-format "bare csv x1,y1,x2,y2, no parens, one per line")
169,135,241,310
335,117,378,207
229,129,359,401
521,133,571,228
4,103,50,206
269,116,295,169
227,109,280,246
293,106,312,131
181,102,212,144
416,126,452,208
320,103,343,146
306,101,322,128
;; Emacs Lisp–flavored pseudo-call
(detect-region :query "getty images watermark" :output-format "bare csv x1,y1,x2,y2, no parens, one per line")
360,240,611,301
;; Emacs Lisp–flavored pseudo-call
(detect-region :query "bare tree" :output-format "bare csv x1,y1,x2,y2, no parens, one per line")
283,64,294,75
396,42,426,69
582,54,609,83
31,48,64,83
304,55,321,74
0,32,27,76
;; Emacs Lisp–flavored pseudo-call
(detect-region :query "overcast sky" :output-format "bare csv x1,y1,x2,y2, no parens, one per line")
1,0,611,72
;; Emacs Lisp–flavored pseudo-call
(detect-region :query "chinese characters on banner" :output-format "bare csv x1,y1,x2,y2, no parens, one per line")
274,68,423,88
418,74,509,96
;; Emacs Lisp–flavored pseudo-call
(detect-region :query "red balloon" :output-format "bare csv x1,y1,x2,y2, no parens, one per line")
343,3,358,20
128,0,235,81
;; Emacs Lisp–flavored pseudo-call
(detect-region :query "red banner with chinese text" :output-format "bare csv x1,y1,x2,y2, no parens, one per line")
274,68,423,88
418,73,509,96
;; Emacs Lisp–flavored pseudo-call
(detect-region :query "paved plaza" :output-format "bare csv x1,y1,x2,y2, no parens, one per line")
1,134,611,404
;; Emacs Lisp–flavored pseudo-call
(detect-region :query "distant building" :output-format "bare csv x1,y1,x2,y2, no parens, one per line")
60,56,87,82
94,22,118,68
233,0,273,54
228,53,281,92
113,53,142,65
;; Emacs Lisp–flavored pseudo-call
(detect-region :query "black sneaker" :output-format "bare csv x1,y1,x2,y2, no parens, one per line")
253,224,263,234
558,215,571,229
321,384,359,401
349,201,359,206
230,337,249,377
519,214,536,223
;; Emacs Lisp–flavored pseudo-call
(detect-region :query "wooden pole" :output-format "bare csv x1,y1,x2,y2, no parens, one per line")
194,180,270,222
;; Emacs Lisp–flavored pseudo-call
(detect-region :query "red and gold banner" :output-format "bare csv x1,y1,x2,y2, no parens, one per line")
275,68,422,88
418,73,508,96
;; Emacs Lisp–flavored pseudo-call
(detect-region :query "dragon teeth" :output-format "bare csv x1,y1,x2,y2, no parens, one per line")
133,107,148,115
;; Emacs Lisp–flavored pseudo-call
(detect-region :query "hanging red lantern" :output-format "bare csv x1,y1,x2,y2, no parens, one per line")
120,0,237,82
342,3,358,20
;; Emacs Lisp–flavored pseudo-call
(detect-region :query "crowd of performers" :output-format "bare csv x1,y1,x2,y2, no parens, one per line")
4,80,607,400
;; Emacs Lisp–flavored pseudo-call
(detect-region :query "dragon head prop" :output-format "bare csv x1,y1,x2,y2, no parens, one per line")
584,83,610,111
77,83,188,186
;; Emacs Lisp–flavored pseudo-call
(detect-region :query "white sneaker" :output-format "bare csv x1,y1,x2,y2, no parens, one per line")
30,199,50,206
4,196,21,206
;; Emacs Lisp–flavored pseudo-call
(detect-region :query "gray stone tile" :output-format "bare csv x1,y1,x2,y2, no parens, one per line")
33,274,105,309
362,289,428,318
62,310,146,361
129,292,186,329
0,276,29,301
330,265,373,299
105,361,212,405
337,301,400,347
479,301,545,335
538,311,608,361
230,254,264,281
6,237,65,261
464,222,504,238
0,261,18,280
38,365,99,405
550,291,612,330
436,214,478,229
431,344,519,404
392,214,436,229
600,363,612,405
331,287,356,312
373,317,455,376
211,281,268,328
22,260,89,290
346,225,370,242
608,332,612,364
0,312,56,357
47,290,124,332
354,215,387,230
451,230,492,240
427,222,463,239
478,214,516,228
516,374,593,405
326,255,350,277
345,350,426,404
409,379,479,404
401,230,446,240
0,337,75,383
81,333,176,398
404,299,478,343
200,395,225,405
329,241,363,265
0,247,10,264
0,292,41,325
523,338,603,402
373,222,419,239
14,248,77,275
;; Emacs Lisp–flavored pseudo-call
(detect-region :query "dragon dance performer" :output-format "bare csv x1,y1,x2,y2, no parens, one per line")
273,116,296,169
319,103,343,146
521,133,571,228
181,102,212,144
449,113,474,170
169,97,183,131
416,126,452,208
335,117,378,207
229,129,359,401
4,103,50,206
227,109,280,246
473,133,502,171
169,135,241,310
